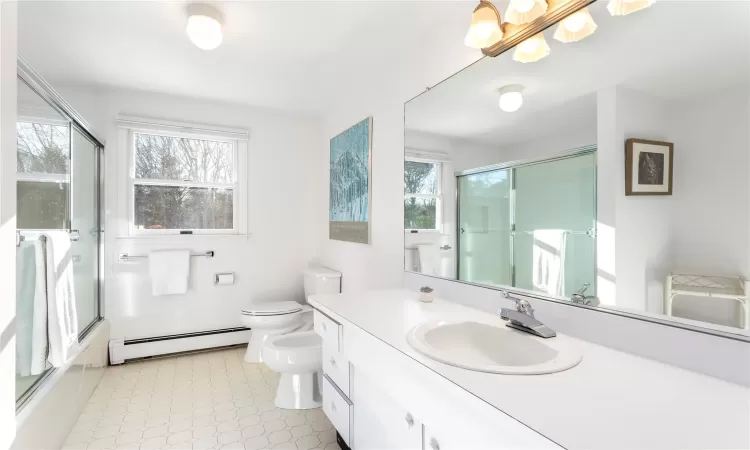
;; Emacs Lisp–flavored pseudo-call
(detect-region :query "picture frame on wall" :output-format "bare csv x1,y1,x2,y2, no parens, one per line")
625,138,674,196
329,117,373,244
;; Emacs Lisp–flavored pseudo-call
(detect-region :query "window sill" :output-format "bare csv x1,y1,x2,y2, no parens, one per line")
115,234,252,240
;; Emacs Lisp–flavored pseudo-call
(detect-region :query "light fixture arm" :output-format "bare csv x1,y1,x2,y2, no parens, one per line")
481,0,595,57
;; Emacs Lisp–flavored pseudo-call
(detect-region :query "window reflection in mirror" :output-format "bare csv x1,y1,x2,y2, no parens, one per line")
404,1,750,337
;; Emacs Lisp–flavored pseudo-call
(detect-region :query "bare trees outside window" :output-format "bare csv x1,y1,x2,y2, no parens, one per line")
133,133,235,231
404,160,440,230
16,121,70,229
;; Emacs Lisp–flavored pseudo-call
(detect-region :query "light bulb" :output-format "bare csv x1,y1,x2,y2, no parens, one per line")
564,11,588,32
464,1,503,49
186,4,223,50
498,85,524,112
512,0,537,13
518,37,540,54
513,33,550,63
607,0,654,16
554,7,597,43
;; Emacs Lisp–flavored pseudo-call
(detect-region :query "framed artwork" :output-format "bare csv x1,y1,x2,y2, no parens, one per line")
329,117,372,244
625,138,674,196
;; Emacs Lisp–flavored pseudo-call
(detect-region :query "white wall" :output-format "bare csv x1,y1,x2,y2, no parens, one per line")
608,87,673,314
58,86,324,341
598,87,750,327
0,3,18,449
666,90,750,326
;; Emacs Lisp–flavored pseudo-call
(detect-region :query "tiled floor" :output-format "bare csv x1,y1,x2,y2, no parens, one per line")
63,347,340,450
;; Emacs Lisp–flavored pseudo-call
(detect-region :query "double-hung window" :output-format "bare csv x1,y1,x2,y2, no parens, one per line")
121,118,248,235
16,118,70,229
404,159,442,232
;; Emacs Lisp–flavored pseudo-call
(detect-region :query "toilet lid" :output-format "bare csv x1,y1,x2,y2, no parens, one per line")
241,301,303,316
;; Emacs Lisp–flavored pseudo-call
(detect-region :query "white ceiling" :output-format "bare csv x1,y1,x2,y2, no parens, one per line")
17,1,479,115
405,1,750,147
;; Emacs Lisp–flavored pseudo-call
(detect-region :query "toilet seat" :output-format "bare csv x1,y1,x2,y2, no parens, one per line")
263,330,322,374
241,301,302,316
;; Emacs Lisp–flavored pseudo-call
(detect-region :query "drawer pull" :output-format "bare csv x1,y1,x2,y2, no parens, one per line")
322,322,327,331
329,357,337,367
404,413,414,428
331,402,337,412
429,438,440,450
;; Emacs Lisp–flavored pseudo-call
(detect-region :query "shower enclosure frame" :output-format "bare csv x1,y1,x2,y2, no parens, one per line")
15,56,105,412
455,146,597,293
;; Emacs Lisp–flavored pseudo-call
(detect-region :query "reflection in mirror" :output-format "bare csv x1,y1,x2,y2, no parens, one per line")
404,1,750,337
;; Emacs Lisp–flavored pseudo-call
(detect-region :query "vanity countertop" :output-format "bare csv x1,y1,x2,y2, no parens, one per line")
308,289,750,450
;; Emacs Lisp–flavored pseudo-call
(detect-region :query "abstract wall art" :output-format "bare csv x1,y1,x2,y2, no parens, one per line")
329,117,372,244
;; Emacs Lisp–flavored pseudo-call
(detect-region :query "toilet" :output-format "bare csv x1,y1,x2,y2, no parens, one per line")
240,266,341,409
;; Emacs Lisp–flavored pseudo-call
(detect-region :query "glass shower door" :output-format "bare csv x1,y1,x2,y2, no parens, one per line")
513,153,596,297
71,127,101,332
457,169,512,286
15,77,71,400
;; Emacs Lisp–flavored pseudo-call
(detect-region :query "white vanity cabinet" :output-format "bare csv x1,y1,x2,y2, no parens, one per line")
313,305,559,450
351,367,422,450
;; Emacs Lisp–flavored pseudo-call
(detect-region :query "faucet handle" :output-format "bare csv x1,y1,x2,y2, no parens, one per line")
574,282,590,295
500,291,534,317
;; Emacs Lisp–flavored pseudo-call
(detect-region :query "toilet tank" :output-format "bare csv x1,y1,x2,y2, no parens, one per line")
304,267,342,298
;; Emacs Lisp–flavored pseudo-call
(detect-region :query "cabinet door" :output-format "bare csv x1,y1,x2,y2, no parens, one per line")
353,368,422,450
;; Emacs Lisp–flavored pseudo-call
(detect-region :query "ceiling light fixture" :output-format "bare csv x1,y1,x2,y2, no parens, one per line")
464,1,504,49
514,32,551,63
498,85,524,112
186,4,223,50
607,0,655,16
505,0,548,25
553,7,597,43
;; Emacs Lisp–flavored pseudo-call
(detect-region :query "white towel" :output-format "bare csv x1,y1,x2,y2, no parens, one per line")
41,231,78,368
149,250,190,296
416,244,441,276
16,240,49,376
532,230,567,296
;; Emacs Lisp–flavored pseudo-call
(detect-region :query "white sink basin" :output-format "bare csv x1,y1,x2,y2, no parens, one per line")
406,320,582,375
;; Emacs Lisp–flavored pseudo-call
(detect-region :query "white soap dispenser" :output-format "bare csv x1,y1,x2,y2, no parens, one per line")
419,286,434,303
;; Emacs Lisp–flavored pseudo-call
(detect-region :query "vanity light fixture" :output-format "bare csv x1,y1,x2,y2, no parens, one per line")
505,0,548,25
464,1,504,49
607,0,655,16
506,20,551,63
498,85,524,112
553,7,597,43
186,4,224,50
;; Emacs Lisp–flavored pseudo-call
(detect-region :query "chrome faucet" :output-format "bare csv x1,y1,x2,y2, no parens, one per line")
570,283,599,306
497,291,556,338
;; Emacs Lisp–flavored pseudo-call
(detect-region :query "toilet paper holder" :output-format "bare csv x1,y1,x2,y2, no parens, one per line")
214,272,235,285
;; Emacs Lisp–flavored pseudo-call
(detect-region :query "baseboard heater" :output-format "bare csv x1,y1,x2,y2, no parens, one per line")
109,327,251,364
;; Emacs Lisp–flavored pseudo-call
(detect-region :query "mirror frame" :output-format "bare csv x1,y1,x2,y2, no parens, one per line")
403,0,750,343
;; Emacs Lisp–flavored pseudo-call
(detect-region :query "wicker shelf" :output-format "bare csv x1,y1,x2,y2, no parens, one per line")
665,274,749,329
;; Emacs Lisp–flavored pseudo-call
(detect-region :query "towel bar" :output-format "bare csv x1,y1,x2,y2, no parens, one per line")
118,251,214,262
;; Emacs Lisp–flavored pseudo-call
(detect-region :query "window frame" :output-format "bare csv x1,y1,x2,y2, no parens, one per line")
16,114,71,184
118,117,248,236
404,157,443,233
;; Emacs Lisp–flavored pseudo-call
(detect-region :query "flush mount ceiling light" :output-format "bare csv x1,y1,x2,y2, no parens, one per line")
607,0,655,16
553,7,597,43
464,1,504,49
514,32,551,63
186,4,223,50
498,85,524,112
505,0,548,25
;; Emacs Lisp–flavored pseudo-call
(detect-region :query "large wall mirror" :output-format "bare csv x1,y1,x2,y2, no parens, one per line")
404,1,750,339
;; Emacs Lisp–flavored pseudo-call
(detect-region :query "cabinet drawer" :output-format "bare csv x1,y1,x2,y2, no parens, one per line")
314,309,342,351
322,345,350,397
323,374,352,445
